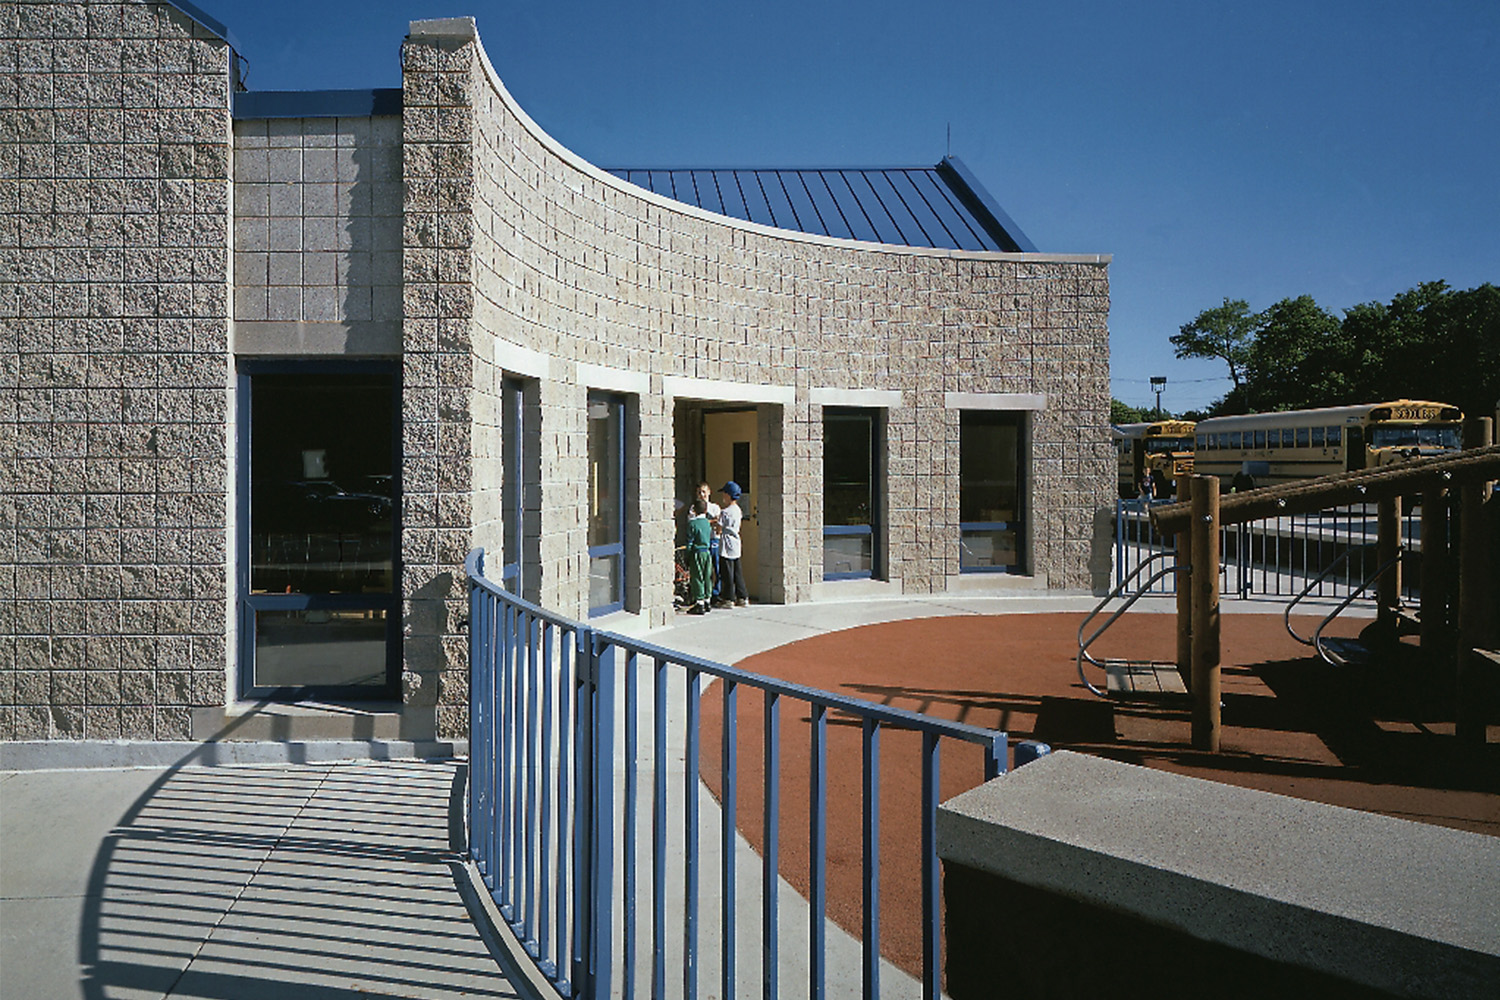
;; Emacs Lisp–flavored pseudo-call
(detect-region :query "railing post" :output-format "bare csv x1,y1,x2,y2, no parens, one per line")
1376,494,1403,634
1457,416,1495,744
1421,487,1450,664
591,632,616,1000
1175,477,1193,689
468,551,483,868
1190,475,1221,752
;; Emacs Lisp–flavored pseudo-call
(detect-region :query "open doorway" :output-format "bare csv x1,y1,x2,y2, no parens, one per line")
702,408,760,599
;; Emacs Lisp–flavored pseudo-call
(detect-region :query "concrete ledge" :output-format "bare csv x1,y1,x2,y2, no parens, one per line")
808,577,905,602
191,701,435,742
0,738,466,771
946,571,1048,593
937,751,1500,999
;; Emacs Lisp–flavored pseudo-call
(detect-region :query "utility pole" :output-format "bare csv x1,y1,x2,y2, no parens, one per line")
1150,376,1166,419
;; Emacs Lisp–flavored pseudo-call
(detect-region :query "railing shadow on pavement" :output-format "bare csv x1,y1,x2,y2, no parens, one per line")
75,708,519,1000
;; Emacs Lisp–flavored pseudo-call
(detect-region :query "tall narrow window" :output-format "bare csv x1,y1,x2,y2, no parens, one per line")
587,392,626,615
960,411,1023,573
501,377,528,593
823,408,879,579
239,363,399,699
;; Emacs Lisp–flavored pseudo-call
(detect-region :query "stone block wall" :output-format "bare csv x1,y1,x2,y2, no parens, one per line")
232,114,403,335
1,6,1111,745
0,0,234,740
397,21,1112,734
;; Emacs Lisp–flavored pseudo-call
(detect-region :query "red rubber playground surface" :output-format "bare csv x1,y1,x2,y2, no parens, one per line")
697,611,1500,979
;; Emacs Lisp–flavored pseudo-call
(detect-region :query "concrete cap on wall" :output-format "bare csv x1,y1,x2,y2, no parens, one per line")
409,17,478,41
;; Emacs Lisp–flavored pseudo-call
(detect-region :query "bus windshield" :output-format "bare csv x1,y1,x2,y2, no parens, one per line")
1145,437,1194,454
1370,426,1462,450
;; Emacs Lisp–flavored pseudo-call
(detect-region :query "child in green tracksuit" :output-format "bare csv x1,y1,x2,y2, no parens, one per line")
686,498,714,614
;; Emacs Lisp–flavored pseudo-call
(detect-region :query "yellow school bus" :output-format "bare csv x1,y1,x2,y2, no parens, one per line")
1112,420,1196,498
1192,400,1464,490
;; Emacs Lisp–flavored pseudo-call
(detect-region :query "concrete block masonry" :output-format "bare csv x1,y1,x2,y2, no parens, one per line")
938,751,1500,999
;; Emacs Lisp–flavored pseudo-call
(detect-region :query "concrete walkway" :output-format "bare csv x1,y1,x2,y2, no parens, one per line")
2,589,1368,1000
0,756,531,1000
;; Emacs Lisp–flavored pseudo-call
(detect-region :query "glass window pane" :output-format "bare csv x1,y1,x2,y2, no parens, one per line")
253,608,389,689
961,528,1018,570
249,373,395,596
502,378,525,586
823,532,872,576
588,394,622,549
587,391,625,612
1311,425,1325,448
960,412,1019,523
1296,426,1310,447
589,552,620,611
824,414,873,526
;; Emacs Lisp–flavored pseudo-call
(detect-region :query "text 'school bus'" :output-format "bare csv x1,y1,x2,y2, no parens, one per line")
1112,420,1196,499
1192,400,1464,490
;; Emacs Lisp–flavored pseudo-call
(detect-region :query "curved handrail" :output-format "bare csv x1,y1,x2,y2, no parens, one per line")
1282,543,1391,645
1309,552,1405,665
1076,551,1182,697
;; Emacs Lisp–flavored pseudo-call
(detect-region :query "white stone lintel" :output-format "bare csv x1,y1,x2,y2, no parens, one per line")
493,338,551,381
944,391,1047,411
663,376,795,406
809,387,905,409
578,362,650,396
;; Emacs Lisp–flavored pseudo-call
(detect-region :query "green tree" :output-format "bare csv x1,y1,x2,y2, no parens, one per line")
1110,398,1148,424
1339,281,1500,419
1244,295,1347,410
1171,298,1259,409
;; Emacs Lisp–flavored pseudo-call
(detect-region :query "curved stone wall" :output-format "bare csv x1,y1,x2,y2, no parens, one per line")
400,19,1112,735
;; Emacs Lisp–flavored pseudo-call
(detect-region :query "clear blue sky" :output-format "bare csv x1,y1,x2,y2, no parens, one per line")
196,0,1500,414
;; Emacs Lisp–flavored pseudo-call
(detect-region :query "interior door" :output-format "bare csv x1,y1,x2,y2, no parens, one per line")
702,409,759,599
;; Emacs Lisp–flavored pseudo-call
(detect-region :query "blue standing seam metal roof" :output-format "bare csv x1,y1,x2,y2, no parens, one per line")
604,156,1037,253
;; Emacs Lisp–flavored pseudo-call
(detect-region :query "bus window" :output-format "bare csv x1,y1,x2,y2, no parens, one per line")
1372,426,1463,449
1311,426,1325,448
1328,426,1341,446
1196,433,1207,450
1283,428,1296,448
1217,432,1229,449
1420,427,1461,449
1230,431,1242,449
1253,430,1267,449
1295,427,1309,447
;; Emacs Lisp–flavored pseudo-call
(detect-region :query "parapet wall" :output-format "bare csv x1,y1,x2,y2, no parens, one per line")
938,751,1500,999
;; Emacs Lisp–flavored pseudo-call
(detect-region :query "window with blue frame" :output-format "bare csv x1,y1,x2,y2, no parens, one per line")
238,362,400,699
960,410,1024,573
823,408,879,580
587,392,626,615
500,376,536,596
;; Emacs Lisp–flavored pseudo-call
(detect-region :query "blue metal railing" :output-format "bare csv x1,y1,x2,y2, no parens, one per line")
466,548,1012,1000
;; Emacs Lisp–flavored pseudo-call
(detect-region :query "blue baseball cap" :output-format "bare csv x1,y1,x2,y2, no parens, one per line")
720,481,742,499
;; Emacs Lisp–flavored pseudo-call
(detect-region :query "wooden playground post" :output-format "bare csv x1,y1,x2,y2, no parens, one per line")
1456,417,1495,744
1189,474,1221,752
1420,488,1449,662
1376,494,1403,633
1175,476,1193,689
